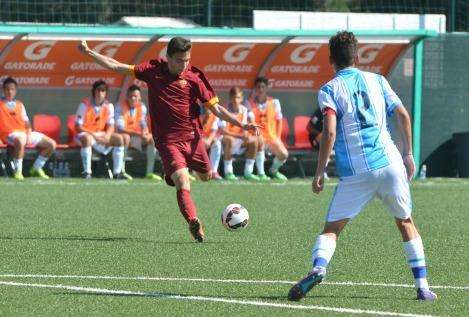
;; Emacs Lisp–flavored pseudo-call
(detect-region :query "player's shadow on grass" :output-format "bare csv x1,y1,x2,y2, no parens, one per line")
60,291,412,302
0,235,230,245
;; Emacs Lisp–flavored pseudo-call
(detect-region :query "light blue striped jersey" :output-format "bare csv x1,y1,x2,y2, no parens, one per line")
318,67,403,177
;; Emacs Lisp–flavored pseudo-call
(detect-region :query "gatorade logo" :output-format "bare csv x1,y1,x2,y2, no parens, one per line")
24,41,56,61
290,44,321,64
223,44,254,63
93,42,122,58
358,44,384,64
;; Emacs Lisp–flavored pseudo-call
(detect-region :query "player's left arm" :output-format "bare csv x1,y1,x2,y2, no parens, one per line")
394,105,415,181
274,99,283,138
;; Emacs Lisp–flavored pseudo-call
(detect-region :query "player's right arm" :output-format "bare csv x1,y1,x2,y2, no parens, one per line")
78,40,133,75
313,109,336,194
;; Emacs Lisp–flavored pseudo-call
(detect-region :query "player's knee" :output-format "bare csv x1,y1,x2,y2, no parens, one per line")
222,136,233,147
48,138,57,151
13,136,26,147
80,134,92,146
111,134,124,146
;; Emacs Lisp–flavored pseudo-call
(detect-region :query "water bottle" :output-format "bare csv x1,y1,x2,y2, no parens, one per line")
63,162,71,178
52,161,58,178
57,161,64,178
419,164,427,180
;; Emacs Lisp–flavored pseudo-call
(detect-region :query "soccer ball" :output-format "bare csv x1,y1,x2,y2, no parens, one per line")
221,203,249,230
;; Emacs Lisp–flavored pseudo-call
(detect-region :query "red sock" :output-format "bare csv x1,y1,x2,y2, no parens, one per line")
176,189,197,222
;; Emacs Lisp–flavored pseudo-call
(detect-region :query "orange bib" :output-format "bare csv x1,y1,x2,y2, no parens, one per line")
225,105,246,136
81,98,111,133
249,97,277,141
202,111,217,137
120,100,143,134
0,99,27,142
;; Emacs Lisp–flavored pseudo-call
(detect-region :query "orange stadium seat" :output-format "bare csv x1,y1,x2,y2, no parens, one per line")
281,117,290,146
67,115,79,148
33,114,61,143
33,114,69,149
293,116,312,150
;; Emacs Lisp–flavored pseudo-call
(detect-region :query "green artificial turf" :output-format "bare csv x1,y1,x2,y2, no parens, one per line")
0,178,467,316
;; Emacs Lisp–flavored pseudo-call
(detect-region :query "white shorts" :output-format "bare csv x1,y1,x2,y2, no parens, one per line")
129,135,144,151
326,162,412,222
7,131,45,147
75,132,112,155
230,138,246,155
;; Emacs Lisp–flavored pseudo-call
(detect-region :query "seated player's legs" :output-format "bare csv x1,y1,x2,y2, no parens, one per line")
76,132,95,178
140,135,161,180
6,132,27,179
30,132,56,179
243,135,259,181
206,137,222,180
266,137,289,181
222,135,237,180
6,131,55,179
109,133,126,179
255,135,270,181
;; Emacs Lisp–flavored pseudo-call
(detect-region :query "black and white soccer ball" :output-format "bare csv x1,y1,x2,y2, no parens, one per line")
221,203,249,231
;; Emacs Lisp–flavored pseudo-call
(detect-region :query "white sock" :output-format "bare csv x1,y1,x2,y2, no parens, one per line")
80,147,92,174
224,159,233,175
244,159,255,176
404,236,429,290
210,139,222,173
33,155,48,170
255,151,265,175
13,158,23,173
146,146,157,174
270,157,286,174
112,146,125,175
311,234,337,273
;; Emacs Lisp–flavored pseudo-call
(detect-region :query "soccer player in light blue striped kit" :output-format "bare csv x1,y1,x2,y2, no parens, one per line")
288,31,437,301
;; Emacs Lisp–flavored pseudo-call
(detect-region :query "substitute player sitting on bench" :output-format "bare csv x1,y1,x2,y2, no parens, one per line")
115,85,162,181
75,80,126,179
0,77,56,180
221,87,259,181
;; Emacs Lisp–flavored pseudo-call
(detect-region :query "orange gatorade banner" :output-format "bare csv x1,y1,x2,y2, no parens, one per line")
265,43,407,90
0,39,407,91
0,40,143,88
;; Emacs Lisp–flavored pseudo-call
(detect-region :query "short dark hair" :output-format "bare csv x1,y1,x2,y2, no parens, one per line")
127,84,141,95
91,80,108,97
254,77,269,86
229,86,243,97
167,37,192,57
329,31,358,69
2,77,17,89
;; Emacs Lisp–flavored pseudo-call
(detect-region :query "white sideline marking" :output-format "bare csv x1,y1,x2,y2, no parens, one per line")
0,273,467,291
0,280,437,317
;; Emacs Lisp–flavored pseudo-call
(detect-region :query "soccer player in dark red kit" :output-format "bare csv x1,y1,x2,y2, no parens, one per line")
78,37,259,242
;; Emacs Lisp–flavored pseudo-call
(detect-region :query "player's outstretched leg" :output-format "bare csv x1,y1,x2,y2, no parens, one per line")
396,218,437,301
288,220,346,301
172,168,205,242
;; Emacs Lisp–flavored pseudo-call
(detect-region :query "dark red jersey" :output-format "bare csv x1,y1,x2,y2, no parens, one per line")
133,58,219,144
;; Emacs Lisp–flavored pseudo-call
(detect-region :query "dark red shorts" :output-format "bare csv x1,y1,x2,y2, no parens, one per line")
157,137,211,186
